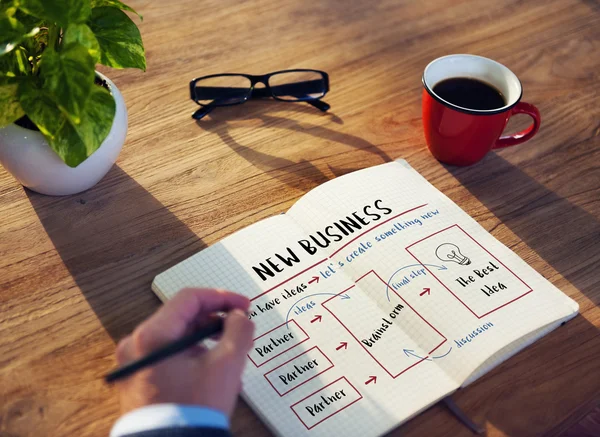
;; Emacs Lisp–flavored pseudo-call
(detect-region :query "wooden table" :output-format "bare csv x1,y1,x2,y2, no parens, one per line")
1,0,599,435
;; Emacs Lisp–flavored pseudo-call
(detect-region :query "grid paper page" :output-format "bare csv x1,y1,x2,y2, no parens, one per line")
152,160,578,436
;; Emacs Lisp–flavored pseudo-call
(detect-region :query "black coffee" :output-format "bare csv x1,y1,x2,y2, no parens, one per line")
433,77,505,110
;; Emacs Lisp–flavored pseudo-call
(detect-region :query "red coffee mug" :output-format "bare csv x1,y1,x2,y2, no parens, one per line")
422,54,541,166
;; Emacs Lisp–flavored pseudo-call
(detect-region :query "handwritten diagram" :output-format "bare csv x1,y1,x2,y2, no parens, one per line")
243,215,534,430
151,159,576,437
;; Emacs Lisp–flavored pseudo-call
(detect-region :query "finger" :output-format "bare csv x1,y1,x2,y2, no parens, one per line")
157,288,250,333
215,309,255,360
115,335,134,365
208,333,223,342
184,343,209,359
188,313,227,337
208,311,254,416
133,289,250,354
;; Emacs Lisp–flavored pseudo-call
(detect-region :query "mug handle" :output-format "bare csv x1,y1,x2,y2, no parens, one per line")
493,102,541,149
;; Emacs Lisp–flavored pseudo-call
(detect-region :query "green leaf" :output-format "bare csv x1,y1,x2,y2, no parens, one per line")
90,7,145,71
63,23,100,63
0,0,18,15
41,44,95,124
14,8,46,29
0,46,30,76
19,79,116,167
90,0,142,20
73,84,116,157
0,77,24,126
18,78,64,137
0,9,39,56
19,0,91,27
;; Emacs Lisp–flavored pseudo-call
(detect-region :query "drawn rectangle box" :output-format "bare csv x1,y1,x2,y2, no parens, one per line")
406,224,533,318
247,319,309,368
290,376,362,430
263,346,334,396
322,274,446,378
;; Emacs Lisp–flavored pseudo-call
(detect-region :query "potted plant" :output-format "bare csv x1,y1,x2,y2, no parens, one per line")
0,0,145,195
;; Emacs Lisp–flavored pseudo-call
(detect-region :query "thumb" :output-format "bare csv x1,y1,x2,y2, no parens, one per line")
215,309,254,359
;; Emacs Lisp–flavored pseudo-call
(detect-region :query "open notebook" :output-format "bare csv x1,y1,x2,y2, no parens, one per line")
152,160,578,436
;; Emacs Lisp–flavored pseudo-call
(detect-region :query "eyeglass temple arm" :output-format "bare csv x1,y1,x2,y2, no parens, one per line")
192,105,214,120
306,99,330,112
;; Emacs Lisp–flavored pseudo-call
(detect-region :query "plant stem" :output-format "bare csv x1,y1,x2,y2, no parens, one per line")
48,24,60,51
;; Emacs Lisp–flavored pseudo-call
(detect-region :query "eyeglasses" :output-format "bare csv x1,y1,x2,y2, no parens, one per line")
189,69,330,120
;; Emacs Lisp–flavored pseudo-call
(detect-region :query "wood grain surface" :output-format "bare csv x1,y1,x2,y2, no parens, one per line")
1,0,599,436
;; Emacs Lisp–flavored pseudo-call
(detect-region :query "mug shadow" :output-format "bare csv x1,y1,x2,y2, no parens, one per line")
445,152,600,306
195,100,392,191
26,165,208,342
438,152,600,436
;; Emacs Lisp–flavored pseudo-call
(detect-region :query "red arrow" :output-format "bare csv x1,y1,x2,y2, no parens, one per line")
308,276,320,285
420,288,431,296
336,342,348,351
365,376,377,385
310,315,322,323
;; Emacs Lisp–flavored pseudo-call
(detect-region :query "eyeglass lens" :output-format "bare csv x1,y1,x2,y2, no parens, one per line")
268,71,326,101
194,75,252,106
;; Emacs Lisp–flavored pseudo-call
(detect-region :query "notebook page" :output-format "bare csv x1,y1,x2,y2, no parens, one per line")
461,319,566,386
153,215,300,303
153,213,456,436
286,160,578,387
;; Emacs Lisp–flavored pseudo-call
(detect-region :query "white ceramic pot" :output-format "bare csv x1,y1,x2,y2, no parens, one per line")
0,71,127,196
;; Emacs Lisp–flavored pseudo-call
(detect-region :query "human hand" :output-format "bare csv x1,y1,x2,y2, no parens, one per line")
114,288,254,417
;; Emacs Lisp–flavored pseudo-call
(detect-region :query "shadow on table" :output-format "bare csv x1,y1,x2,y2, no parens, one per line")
439,152,600,436
393,153,600,436
25,164,307,433
195,100,392,190
26,165,208,342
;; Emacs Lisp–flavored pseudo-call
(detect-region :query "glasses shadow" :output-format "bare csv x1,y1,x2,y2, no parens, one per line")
193,100,396,435
26,165,208,342
195,100,393,192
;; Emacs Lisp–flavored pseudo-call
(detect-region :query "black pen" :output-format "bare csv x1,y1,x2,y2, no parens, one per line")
104,318,224,383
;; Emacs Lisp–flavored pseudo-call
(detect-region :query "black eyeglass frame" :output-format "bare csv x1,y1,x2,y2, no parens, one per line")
189,69,330,119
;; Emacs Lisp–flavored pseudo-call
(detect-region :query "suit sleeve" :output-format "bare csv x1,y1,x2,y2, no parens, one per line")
110,404,231,437
114,428,230,437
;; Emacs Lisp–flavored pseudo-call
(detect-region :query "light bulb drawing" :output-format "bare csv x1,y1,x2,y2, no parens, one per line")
435,243,471,265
